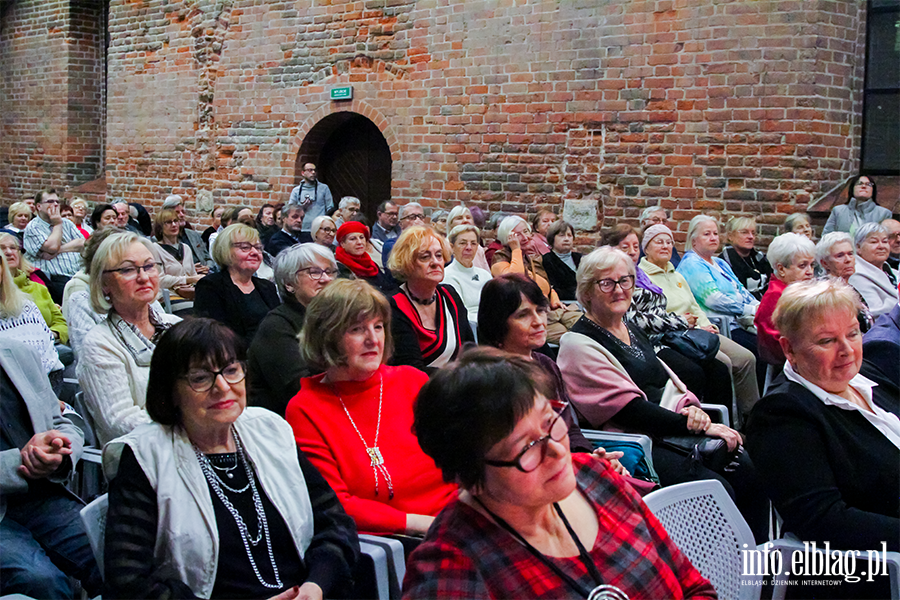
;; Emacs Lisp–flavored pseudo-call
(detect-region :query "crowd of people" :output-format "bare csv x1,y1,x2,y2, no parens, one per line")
0,170,897,599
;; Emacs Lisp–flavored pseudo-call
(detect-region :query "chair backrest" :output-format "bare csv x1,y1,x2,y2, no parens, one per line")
71,390,98,447
80,493,108,579
643,480,760,600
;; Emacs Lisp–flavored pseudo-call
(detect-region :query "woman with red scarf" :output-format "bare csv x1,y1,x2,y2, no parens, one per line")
334,221,397,294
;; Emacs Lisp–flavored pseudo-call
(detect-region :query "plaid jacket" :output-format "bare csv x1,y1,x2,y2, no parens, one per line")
402,454,716,599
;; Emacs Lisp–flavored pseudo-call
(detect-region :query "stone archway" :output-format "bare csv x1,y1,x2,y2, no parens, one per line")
295,112,392,223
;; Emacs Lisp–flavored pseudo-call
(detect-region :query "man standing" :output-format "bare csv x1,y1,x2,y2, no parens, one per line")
162,195,213,272
381,202,426,269
289,163,333,243
333,196,361,227
371,200,402,243
0,339,102,599
23,190,84,301
265,203,306,257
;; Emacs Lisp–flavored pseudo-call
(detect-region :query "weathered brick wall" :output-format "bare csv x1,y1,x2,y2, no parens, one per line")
10,0,866,244
0,0,106,205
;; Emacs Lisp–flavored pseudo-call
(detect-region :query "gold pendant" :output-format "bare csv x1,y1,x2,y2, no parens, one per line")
367,446,384,466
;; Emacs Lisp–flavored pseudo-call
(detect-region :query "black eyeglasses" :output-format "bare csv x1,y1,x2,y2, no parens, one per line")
298,267,339,281
232,242,264,253
484,402,570,473
183,362,246,392
594,275,635,293
400,213,426,222
103,262,160,280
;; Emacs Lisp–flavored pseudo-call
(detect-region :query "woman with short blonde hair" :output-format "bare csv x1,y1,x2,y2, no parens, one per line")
2,201,33,244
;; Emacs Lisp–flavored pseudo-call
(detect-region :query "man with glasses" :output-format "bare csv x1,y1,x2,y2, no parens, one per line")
333,196,361,228
265,202,306,257
371,200,402,243
288,162,334,243
638,205,681,267
23,189,84,302
381,202,426,269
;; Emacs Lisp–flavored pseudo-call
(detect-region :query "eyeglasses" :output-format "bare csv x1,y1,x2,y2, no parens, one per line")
298,267,339,281
855,181,874,188
594,275,635,293
646,216,668,225
400,213,426,222
319,227,337,234
183,361,246,392
41,200,60,205
484,402,570,473
164,220,179,226
381,211,399,217
232,242,264,253
103,262,160,279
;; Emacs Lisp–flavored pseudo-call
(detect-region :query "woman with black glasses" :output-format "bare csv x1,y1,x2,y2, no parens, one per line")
103,318,359,600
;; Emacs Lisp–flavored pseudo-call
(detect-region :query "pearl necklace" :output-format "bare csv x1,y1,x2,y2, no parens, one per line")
194,430,283,589
333,374,394,499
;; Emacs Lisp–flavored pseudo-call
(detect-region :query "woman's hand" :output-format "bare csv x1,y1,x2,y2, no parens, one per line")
684,313,699,328
405,513,435,536
700,324,718,334
267,583,323,600
507,233,521,251
680,406,711,433
592,447,630,477
706,423,743,451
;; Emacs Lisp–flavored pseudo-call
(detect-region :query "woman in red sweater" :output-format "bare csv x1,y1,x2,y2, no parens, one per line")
286,278,457,536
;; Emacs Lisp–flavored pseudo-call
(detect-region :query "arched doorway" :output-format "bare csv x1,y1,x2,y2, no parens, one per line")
295,112,392,223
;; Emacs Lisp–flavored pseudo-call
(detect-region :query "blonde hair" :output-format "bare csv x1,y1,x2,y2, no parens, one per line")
725,216,756,238
772,279,861,343
70,197,88,211
387,225,451,282
7,202,31,225
89,231,156,313
574,246,635,312
299,279,393,370
0,253,27,318
211,223,260,267
0,232,34,276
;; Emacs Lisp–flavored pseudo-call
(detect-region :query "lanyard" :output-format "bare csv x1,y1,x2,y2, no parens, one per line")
473,497,606,598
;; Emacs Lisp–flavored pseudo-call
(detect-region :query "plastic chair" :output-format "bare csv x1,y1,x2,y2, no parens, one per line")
80,494,108,579
643,480,763,600
359,535,406,599
700,403,731,427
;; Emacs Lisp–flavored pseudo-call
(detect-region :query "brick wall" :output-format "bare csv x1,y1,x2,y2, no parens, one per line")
7,1,868,244
0,0,106,206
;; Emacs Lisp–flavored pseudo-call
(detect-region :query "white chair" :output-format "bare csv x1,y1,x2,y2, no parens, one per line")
80,494,108,579
643,480,763,600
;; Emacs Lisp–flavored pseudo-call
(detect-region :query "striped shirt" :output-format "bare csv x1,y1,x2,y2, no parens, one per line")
23,216,83,276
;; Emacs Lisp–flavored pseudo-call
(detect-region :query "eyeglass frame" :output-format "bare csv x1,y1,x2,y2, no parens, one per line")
182,361,247,392
594,275,636,293
102,261,161,280
400,213,426,222
232,242,264,253
484,401,570,473
297,266,339,281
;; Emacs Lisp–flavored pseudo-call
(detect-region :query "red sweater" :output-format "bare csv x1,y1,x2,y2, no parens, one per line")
754,277,786,365
286,364,458,534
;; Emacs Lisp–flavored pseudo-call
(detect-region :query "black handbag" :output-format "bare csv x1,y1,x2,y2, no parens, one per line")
658,435,739,474
660,329,721,362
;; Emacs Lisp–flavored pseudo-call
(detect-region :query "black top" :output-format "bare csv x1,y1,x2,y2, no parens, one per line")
194,269,281,341
104,444,359,599
719,246,772,300
248,299,313,416
541,251,582,302
745,376,900,551
265,230,301,257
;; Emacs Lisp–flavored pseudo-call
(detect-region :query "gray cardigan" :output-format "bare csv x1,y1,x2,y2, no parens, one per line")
823,198,892,235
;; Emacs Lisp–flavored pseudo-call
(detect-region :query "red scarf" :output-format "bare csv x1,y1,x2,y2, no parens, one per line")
336,246,380,278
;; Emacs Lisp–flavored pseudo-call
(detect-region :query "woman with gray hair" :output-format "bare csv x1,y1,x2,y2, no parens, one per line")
848,222,898,317
76,231,181,444
746,279,899,584
783,212,813,239
248,243,338,415
442,224,491,323
447,205,490,270
817,232,876,333
753,233,817,365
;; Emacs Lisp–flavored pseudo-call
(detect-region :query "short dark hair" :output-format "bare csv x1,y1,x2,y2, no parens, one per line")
256,203,277,225
477,274,548,348
90,203,117,229
377,200,396,214
545,219,574,249
413,347,555,489
847,174,877,202
146,319,247,425
600,223,640,248
35,188,58,204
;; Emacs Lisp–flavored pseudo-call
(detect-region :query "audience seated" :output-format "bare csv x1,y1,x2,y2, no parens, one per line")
67,197,92,239
77,232,180,445
0,339,101,599
848,222,899,317
746,279,898,598
265,203,306,257
862,298,899,388
103,318,359,599
558,247,767,540
446,205,490,271
754,233,816,365
540,219,581,302
90,202,119,233
529,209,557,256
817,231,875,333
823,175,890,235
441,224,491,324
718,217,772,300
371,200,401,245
640,225,760,420
783,212,814,240
492,215,580,343
195,223,280,342
24,189,84,303
255,202,279,247
1,232,66,344
0,201,32,246
150,208,202,310
210,205,255,254
335,221,396,294
404,349,717,599
333,196,361,228
201,205,225,246
387,226,473,373
286,279,457,535
310,215,337,249
248,243,338,416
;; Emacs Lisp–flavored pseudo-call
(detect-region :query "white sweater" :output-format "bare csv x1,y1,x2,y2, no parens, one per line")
442,260,492,321
850,257,899,317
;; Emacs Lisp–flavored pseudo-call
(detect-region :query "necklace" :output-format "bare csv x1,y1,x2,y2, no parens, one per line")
194,429,283,589
473,497,628,599
333,374,394,499
209,453,238,480
405,284,438,306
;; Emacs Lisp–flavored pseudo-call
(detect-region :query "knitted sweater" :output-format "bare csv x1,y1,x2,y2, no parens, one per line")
13,271,68,343
676,251,758,318
0,300,64,374
286,364,458,534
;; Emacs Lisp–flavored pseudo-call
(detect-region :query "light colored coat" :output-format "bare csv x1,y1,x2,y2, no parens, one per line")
850,257,899,317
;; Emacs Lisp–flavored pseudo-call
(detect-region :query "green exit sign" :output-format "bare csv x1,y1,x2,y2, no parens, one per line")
330,86,353,101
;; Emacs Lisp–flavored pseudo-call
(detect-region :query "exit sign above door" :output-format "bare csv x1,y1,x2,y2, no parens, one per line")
330,86,353,101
